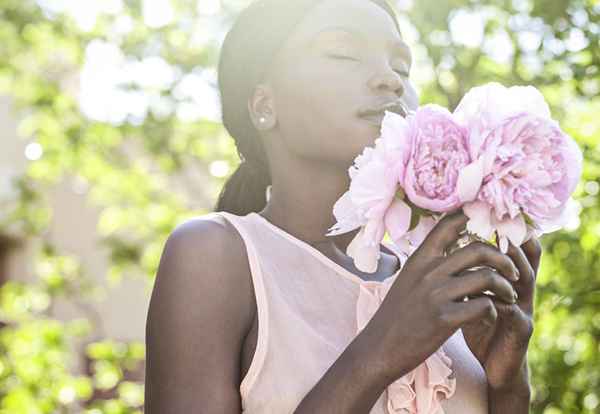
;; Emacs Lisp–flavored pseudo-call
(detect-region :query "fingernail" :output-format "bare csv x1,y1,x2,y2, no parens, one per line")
512,291,518,302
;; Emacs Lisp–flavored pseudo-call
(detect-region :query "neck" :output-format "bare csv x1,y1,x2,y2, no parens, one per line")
258,156,359,253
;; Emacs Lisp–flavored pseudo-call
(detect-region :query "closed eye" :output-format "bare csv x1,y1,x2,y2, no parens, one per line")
329,55,409,77
328,54,359,61
328,55,410,78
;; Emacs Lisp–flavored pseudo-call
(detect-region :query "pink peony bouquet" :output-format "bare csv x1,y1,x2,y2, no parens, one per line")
327,82,584,273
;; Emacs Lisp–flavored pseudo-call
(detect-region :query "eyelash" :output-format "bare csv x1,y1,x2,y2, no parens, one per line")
328,54,409,77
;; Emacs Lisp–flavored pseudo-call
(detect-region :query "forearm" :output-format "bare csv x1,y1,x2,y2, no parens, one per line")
488,358,532,414
293,330,394,414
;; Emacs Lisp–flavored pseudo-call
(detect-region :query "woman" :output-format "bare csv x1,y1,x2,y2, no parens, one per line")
144,0,541,412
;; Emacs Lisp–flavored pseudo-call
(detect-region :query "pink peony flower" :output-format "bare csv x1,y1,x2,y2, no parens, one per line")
454,83,583,252
328,105,474,272
453,82,552,154
328,82,583,271
402,104,472,213
326,112,414,273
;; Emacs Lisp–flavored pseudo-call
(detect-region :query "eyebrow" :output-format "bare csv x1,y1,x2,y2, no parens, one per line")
309,25,412,64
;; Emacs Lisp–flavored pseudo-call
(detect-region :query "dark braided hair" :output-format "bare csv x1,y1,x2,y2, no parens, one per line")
214,0,401,215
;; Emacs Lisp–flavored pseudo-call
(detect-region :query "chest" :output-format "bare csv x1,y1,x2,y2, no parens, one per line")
239,253,398,384
240,314,488,413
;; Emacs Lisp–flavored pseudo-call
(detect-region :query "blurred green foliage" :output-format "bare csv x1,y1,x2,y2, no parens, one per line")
0,0,598,412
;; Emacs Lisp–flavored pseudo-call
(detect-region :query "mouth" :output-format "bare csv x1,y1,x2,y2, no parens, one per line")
358,100,410,126
360,112,386,126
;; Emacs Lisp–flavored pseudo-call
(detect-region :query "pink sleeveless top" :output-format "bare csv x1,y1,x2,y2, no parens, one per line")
205,210,488,414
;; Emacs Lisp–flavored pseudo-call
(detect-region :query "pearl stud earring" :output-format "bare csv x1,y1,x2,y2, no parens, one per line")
259,117,266,123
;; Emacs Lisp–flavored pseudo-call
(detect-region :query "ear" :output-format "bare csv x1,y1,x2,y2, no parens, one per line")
248,84,276,130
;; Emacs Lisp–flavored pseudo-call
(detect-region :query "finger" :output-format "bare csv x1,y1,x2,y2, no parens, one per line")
445,296,498,328
521,236,542,275
432,241,520,283
420,210,468,256
436,267,517,305
505,241,535,315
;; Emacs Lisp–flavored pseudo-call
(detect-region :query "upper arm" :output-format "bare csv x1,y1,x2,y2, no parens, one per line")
144,215,255,413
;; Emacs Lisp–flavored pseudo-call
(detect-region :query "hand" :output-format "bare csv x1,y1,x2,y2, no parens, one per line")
365,211,523,381
460,235,542,392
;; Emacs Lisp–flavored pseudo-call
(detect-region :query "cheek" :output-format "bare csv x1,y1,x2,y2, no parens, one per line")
274,66,383,163
274,74,343,138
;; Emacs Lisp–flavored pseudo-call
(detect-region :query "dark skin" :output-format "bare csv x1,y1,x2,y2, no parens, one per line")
144,0,540,412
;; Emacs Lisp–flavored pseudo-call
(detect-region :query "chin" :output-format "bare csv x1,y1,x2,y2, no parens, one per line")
359,122,383,146
347,132,379,161
328,121,380,165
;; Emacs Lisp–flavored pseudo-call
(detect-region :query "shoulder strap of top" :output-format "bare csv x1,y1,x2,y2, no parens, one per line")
204,211,270,400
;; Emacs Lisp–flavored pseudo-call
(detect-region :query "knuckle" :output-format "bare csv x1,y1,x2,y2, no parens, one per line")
526,265,535,282
437,306,453,328
429,286,445,304
516,318,534,347
484,299,497,319
498,253,517,275
497,249,513,264
444,211,467,227
522,317,534,338
477,269,497,289
482,268,497,283
508,256,519,272
470,241,490,260
422,263,443,283
422,270,435,285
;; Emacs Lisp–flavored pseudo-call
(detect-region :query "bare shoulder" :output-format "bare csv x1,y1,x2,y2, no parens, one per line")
144,213,255,413
164,213,251,277
151,214,256,322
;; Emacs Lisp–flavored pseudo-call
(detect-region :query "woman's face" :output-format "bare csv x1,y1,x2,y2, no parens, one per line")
260,0,419,169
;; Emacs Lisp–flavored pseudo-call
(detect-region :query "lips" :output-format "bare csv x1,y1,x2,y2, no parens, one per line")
358,100,409,126
360,112,386,126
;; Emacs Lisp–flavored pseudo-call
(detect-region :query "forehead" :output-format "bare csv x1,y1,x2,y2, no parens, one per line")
290,0,404,48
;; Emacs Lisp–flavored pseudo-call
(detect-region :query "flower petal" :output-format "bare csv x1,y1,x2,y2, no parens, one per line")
349,159,389,206
380,110,412,155
493,214,527,250
463,201,494,240
326,191,364,236
457,158,484,203
384,198,412,244
346,227,380,273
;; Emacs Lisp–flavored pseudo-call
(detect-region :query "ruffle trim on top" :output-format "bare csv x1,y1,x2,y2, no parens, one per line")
356,276,456,414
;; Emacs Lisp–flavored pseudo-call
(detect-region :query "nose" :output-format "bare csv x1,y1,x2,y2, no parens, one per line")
367,67,405,97
368,72,405,97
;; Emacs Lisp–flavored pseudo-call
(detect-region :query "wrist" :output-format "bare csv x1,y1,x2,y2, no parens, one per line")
347,328,395,394
491,356,530,393
488,358,532,412
488,382,531,414
488,381,531,400
488,369,531,397
351,324,407,391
